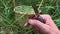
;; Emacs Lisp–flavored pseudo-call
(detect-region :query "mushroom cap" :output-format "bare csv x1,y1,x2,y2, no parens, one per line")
14,5,41,15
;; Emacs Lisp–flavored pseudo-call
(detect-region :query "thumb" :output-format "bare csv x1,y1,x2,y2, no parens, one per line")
24,19,37,27
24,19,42,27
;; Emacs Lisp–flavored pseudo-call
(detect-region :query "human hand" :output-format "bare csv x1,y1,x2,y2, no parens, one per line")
24,14,60,34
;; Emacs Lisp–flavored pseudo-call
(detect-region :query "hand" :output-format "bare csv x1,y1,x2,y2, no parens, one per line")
24,14,60,34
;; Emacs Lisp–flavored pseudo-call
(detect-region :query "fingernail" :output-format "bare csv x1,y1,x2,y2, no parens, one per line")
28,19,35,25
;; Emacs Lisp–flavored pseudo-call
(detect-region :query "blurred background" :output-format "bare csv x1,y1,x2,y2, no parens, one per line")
0,0,60,34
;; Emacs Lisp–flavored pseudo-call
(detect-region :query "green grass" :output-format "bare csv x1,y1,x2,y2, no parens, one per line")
0,0,60,34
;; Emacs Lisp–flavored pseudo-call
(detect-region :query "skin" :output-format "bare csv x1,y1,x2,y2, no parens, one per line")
24,14,60,34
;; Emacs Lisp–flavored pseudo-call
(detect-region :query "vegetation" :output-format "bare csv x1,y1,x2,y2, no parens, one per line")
0,0,60,34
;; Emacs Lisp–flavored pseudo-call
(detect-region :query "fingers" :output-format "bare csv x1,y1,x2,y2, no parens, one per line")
44,15,59,30
24,19,49,28
24,19,51,33
40,15,58,29
24,19,50,29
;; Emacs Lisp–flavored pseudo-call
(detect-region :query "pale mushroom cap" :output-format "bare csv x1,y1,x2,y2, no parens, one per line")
14,5,41,15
